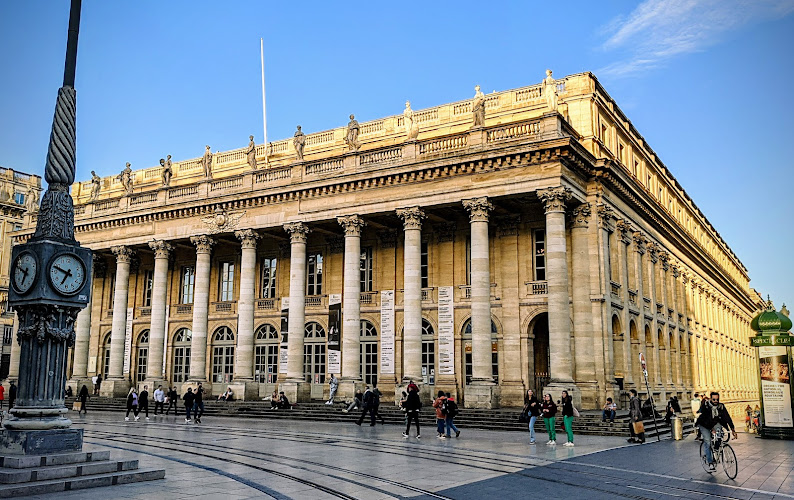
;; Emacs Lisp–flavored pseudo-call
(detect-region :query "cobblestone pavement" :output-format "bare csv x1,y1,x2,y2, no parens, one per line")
18,411,794,499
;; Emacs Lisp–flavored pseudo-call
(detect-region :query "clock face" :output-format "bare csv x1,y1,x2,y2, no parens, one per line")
12,252,38,294
48,253,86,296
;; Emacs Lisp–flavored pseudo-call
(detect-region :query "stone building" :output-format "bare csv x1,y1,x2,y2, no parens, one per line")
13,72,762,409
0,166,41,381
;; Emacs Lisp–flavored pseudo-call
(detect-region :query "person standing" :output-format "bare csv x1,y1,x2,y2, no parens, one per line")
403,385,422,439
524,389,541,444
433,390,447,438
444,392,460,438
627,389,645,444
125,388,139,421
183,387,195,423
560,390,575,447
8,381,16,410
78,385,89,415
94,374,102,396
356,386,375,426
193,382,205,423
541,393,557,445
326,375,339,405
165,387,178,415
153,385,165,415
139,386,150,420
0,383,4,411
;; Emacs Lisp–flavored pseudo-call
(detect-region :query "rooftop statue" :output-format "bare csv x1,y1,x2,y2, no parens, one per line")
246,135,257,169
404,101,419,140
202,145,213,178
160,156,173,187
293,125,306,161
25,187,39,212
117,163,133,195
90,170,101,201
544,69,558,112
345,114,360,151
472,85,485,127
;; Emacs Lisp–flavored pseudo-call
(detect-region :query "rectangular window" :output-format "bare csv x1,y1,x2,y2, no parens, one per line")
172,346,190,383
219,261,235,302
307,253,323,296
254,345,279,383
360,342,378,386
360,247,373,293
633,158,639,177
534,229,546,281
422,340,435,384
13,192,24,205
181,266,195,304
142,270,154,307
3,326,12,345
421,241,429,289
618,142,625,165
260,257,277,299
108,274,116,309
136,348,148,383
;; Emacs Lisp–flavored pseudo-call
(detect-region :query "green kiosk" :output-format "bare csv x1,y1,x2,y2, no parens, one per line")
751,301,794,439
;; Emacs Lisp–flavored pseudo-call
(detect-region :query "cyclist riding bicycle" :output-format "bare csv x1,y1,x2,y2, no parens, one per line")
696,391,737,471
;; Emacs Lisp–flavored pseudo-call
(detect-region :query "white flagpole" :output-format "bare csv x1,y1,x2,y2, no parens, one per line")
260,38,268,166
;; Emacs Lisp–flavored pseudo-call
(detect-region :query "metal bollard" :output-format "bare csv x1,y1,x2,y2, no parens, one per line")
672,416,684,440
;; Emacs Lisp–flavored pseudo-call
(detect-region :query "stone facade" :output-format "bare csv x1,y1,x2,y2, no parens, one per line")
13,73,762,410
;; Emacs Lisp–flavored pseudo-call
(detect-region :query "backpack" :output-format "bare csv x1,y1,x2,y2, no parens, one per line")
443,399,458,418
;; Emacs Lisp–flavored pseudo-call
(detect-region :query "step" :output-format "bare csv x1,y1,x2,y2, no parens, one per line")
0,451,111,469
0,459,138,484
0,468,165,498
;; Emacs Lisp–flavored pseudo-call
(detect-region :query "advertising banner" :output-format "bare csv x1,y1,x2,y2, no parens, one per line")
123,307,133,376
328,294,342,374
279,297,289,374
438,286,455,375
759,345,793,428
163,305,169,374
380,290,395,374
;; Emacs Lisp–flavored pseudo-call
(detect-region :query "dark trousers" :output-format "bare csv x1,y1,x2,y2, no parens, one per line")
154,401,164,414
629,420,645,442
192,401,204,419
373,405,385,424
166,400,177,415
358,407,375,425
405,411,420,435
140,402,149,417
79,397,87,414
184,405,192,419
126,405,139,417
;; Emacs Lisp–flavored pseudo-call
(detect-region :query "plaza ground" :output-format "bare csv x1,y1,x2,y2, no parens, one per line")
18,411,794,499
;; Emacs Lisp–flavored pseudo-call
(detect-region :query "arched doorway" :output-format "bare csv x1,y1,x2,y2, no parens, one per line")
531,313,549,393
211,326,235,384
612,315,625,389
171,328,192,384
135,330,150,384
360,320,378,386
101,332,111,381
629,320,641,389
254,323,279,384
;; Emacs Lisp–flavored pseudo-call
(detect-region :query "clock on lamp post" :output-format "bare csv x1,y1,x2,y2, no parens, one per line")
9,240,92,308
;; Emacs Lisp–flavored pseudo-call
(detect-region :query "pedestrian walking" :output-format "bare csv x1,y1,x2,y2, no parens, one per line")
371,384,386,425
8,381,16,410
183,387,195,423
524,389,541,444
627,389,645,444
326,375,339,405
541,393,557,445
193,382,205,423
78,384,89,414
139,385,150,420
94,374,102,396
125,387,140,421
444,392,460,438
356,386,376,426
0,383,5,411
560,390,575,447
433,390,447,438
403,385,422,439
165,387,178,415
154,385,165,415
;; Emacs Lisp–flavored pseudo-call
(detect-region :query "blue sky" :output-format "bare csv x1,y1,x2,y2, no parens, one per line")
1,1,792,310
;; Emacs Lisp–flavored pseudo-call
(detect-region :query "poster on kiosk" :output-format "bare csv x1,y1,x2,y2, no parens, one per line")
759,346,794,428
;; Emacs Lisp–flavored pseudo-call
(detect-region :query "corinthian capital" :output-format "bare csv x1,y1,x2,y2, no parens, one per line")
646,242,659,263
190,235,216,254
234,229,261,250
616,219,634,245
111,245,135,264
571,203,591,228
463,197,494,223
595,204,614,231
396,207,425,230
283,222,311,244
337,215,366,237
148,240,173,260
671,262,681,278
538,186,571,214
632,232,646,254
658,250,670,270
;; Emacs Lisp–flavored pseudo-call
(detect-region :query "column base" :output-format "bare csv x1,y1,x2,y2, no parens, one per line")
496,381,525,407
4,406,71,431
0,428,83,455
281,381,310,403
543,381,582,409
225,381,259,401
338,378,364,401
464,382,500,409
573,381,599,409
99,379,131,398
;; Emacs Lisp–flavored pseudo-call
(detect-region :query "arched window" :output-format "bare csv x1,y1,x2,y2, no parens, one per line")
304,322,326,384
254,323,279,383
102,332,111,380
359,320,378,385
462,319,498,385
212,326,235,384
172,328,192,383
421,319,435,385
135,330,150,383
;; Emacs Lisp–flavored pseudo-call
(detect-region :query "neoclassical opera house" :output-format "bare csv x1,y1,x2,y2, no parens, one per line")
11,71,761,410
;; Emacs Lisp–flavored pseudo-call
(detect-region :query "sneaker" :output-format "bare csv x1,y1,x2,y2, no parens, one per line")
196,418,201,424
342,409,348,413
185,418,190,423
402,432,409,438
707,463,716,472
438,435,446,439
455,431,460,438
565,442,574,447
550,440,556,445
125,417,129,421
146,417,150,420
530,440,536,445
416,435,421,439
355,421,361,426
134,416,139,421
546,440,552,445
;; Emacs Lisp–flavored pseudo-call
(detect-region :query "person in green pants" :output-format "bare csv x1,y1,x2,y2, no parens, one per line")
541,393,558,445
560,390,575,447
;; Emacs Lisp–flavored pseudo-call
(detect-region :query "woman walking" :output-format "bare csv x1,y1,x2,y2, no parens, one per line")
541,393,557,445
403,386,422,439
560,390,575,447
78,385,89,415
433,390,447,438
125,388,140,421
524,389,541,444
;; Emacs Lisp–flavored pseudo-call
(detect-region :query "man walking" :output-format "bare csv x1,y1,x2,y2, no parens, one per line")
356,386,375,426
94,374,102,396
166,387,178,415
193,382,205,423
153,385,165,415
627,389,645,444
183,387,195,423
371,383,386,425
139,385,150,420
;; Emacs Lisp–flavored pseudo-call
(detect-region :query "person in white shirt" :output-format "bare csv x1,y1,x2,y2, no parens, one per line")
153,385,165,415
602,397,617,422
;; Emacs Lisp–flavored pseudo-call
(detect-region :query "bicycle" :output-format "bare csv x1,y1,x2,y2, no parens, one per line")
699,428,738,479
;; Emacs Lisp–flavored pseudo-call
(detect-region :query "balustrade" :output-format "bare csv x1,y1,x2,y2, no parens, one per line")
305,296,324,308
138,307,151,317
254,166,291,184
210,176,244,191
487,121,540,143
178,159,202,173
526,280,549,296
359,147,402,165
130,192,157,205
306,131,334,146
176,304,193,315
419,135,467,155
305,159,343,175
94,199,119,211
256,298,277,311
359,292,378,306
213,301,236,313
628,289,638,306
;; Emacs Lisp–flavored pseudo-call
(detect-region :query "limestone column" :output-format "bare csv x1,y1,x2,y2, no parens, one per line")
189,235,214,388
106,245,134,396
338,215,366,399
146,240,172,389
616,220,634,389
570,203,596,397
593,204,616,406
670,263,682,388
396,207,425,385
538,186,574,385
70,305,91,381
283,222,311,402
631,233,648,389
645,243,663,391
233,229,260,399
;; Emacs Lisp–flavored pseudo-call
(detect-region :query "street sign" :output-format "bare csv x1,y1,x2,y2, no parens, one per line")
639,352,648,376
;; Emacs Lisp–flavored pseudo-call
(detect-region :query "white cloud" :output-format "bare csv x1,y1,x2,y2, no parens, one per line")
597,0,794,77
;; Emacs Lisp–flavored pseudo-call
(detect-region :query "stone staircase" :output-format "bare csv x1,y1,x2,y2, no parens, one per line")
67,397,694,439
0,449,164,498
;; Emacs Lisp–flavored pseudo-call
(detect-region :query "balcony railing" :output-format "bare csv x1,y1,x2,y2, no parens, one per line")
421,288,435,302
176,304,193,315
305,295,324,308
105,309,113,318
213,301,236,313
610,281,621,298
256,298,277,311
359,292,378,306
526,280,548,296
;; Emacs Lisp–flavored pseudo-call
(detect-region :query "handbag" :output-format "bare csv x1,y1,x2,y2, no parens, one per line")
72,401,82,411
518,410,530,423
572,407,580,418
633,421,645,434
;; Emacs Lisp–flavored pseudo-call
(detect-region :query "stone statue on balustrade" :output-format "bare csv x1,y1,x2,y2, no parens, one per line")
202,145,213,178
472,85,485,127
404,101,419,140
345,114,361,151
160,156,173,187
544,69,558,112
90,170,101,201
293,125,306,161
25,187,39,212
117,163,133,195
247,135,257,169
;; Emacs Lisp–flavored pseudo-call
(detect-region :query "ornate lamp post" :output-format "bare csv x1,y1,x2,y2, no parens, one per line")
2,0,92,450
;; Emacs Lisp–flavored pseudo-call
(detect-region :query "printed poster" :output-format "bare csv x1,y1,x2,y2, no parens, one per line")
380,290,395,374
328,294,342,374
759,346,793,428
279,297,289,374
122,307,133,375
438,286,455,375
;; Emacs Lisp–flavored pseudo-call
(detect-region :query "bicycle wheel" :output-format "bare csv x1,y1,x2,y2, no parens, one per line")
721,444,738,479
699,441,712,473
